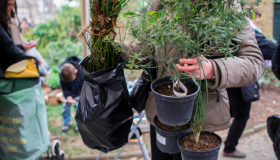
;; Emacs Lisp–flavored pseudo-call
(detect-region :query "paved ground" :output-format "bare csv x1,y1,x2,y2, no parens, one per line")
218,129,276,160
123,129,277,160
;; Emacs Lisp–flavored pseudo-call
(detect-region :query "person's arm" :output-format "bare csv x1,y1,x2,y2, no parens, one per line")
0,24,25,58
254,30,278,60
208,22,265,89
16,44,24,51
272,38,280,80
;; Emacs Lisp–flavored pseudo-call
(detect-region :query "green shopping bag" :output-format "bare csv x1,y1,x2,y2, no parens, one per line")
0,79,50,160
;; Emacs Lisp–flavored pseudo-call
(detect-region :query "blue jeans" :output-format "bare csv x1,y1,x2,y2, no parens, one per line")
62,100,78,126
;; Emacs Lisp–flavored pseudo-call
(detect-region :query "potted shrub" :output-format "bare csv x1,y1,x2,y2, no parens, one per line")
75,0,134,152
116,0,260,158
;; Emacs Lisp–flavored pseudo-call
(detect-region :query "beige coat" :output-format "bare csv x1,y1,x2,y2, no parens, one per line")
122,0,265,132
9,18,25,45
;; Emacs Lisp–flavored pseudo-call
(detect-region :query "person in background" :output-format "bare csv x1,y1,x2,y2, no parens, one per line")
222,8,278,158
0,0,36,78
60,56,84,132
1,0,36,51
272,38,280,79
269,37,280,160
20,18,30,37
249,9,277,61
122,0,264,159
8,1,36,49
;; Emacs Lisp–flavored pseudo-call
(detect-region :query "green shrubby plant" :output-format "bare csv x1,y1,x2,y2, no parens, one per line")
47,65,60,89
116,0,261,143
25,5,82,67
25,5,82,88
78,0,130,72
44,39,82,66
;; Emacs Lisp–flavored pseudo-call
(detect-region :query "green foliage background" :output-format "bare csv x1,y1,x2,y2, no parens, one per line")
25,5,82,67
25,5,82,88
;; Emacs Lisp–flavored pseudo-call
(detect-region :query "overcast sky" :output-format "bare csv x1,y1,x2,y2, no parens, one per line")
53,0,80,8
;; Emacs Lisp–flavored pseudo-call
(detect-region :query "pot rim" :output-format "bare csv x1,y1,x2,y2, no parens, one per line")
177,131,222,154
151,76,200,99
154,115,191,136
205,44,240,59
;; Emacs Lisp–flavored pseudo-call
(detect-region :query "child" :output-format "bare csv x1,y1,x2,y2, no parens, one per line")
60,56,83,132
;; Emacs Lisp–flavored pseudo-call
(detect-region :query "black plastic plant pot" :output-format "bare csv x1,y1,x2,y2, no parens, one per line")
151,76,199,126
154,116,191,154
177,131,222,160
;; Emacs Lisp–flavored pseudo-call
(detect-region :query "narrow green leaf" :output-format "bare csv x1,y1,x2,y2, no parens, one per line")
148,11,157,16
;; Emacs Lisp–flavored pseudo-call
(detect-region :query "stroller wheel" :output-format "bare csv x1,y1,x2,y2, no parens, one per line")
51,140,60,156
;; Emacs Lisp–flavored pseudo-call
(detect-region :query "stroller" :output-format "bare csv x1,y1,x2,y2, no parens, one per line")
0,56,64,160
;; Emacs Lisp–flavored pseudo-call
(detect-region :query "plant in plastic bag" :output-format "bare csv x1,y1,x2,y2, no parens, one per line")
75,57,133,152
75,0,133,152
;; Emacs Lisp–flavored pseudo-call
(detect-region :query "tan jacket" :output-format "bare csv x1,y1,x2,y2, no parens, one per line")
9,18,25,45
122,0,264,132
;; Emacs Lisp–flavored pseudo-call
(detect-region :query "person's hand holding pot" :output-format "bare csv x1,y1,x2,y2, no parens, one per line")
176,56,215,80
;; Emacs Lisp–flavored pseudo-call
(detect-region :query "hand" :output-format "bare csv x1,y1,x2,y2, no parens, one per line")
66,96,74,104
176,56,215,80
22,41,37,51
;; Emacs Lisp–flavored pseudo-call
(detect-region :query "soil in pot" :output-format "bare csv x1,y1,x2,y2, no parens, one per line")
155,81,197,97
155,117,190,132
179,133,221,151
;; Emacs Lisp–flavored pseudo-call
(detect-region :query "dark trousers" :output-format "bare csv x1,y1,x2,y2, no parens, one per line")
150,125,182,160
224,88,251,153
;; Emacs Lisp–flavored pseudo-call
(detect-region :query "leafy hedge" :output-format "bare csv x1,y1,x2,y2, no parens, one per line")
25,5,82,88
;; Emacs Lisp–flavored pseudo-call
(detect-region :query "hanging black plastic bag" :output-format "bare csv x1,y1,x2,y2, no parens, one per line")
130,59,157,113
75,56,133,153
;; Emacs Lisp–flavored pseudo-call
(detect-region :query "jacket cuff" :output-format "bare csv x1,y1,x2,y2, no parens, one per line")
207,59,226,90
16,44,24,51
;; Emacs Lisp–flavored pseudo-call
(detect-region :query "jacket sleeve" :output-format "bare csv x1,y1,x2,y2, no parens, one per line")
16,44,25,51
254,30,278,60
272,38,280,80
0,24,25,58
208,23,265,89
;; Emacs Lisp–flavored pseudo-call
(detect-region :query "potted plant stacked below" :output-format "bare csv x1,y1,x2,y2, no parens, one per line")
151,76,199,153
178,131,222,160
75,0,134,153
118,0,260,158
154,116,191,154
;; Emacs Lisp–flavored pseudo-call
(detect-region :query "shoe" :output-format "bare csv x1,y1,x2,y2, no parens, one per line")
75,126,79,132
223,149,246,158
61,125,69,132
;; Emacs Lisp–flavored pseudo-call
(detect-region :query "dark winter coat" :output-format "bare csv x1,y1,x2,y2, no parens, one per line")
272,37,280,80
60,56,84,98
238,29,278,103
253,29,278,60
0,24,25,78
